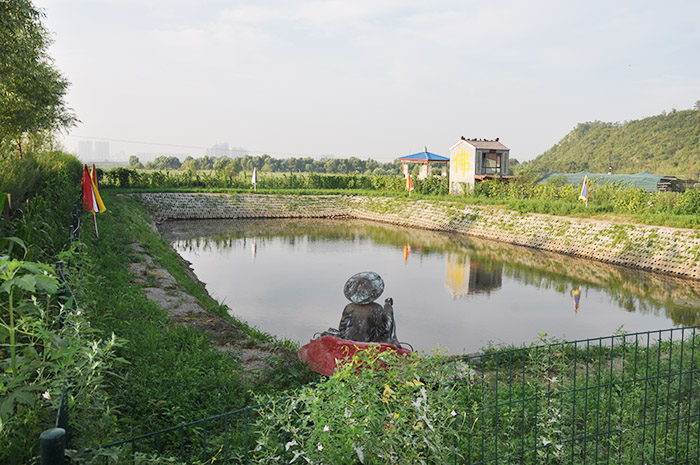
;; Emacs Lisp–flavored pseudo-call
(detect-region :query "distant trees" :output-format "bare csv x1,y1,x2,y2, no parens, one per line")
0,0,77,157
145,156,181,170
128,155,144,169
129,152,401,175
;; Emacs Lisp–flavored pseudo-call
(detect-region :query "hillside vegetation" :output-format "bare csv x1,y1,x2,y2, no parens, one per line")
516,105,700,177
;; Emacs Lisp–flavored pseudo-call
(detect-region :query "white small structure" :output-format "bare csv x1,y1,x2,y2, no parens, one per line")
449,137,511,194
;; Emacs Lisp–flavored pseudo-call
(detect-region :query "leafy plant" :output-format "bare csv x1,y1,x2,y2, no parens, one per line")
0,251,123,462
253,347,465,464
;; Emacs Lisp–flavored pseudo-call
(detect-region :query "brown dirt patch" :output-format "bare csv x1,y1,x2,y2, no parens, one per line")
126,242,284,377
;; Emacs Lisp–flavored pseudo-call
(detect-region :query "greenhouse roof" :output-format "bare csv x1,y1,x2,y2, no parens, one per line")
535,171,678,192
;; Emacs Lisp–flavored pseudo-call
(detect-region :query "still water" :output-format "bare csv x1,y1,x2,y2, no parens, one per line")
159,218,700,354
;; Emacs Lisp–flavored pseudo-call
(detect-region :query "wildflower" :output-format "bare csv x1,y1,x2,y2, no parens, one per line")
404,379,424,387
317,444,323,451
381,384,395,403
393,412,399,419
77,310,82,316
323,425,330,432
451,410,457,417
42,392,51,400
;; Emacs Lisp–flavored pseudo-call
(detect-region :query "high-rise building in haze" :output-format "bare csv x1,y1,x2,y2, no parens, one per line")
231,145,248,157
94,141,110,160
206,142,230,157
78,141,93,159
205,142,249,157
77,140,110,160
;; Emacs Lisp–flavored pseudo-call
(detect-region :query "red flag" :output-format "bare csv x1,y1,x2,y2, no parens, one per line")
82,165,94,211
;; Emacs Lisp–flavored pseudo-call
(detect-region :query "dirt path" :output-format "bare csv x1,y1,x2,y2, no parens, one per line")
126,242,286,377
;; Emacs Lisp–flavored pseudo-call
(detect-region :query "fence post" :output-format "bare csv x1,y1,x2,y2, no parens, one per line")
56,388,69,437
40,427,66,465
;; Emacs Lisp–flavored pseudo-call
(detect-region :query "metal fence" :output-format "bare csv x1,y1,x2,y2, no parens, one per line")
74,326,700,465
39,203,81,465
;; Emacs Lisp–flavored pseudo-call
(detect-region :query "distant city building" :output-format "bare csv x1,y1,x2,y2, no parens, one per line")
205,142,248,157
449,137,512,194
206,142,229,157
231,145,248,157
78,141,93,159
77,140,110,160
94,141,110,160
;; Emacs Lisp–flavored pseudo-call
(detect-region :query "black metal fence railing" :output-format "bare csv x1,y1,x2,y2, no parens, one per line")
39,204,82,465
76,326,700,465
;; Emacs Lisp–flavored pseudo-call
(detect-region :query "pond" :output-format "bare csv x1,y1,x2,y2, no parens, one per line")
159,218,700,354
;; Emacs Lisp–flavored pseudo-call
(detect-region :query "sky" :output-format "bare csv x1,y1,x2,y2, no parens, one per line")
34,0,700,163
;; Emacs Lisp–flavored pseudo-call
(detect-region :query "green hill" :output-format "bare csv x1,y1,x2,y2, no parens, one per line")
516,106,700,178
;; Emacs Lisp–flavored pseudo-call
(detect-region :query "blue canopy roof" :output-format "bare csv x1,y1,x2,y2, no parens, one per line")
398,151,450,162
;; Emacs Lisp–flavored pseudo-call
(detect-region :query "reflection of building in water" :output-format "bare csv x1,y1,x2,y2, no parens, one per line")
445,253,503,298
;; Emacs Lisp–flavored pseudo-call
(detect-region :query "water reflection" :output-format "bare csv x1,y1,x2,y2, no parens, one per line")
159,218,700,353
445,254,503,297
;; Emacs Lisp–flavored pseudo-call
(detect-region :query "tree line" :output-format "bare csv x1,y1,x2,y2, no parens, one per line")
129,153,404,175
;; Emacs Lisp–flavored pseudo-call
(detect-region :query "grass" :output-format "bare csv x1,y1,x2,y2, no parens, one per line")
67,187,700,462
76,191,318,444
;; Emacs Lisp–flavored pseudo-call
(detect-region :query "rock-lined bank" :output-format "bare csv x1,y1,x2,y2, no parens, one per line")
134,193,700,280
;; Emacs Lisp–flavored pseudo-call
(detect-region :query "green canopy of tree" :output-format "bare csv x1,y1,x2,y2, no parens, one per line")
0,0,77,156
145,155,182,170
128,155,144,169
516,106,700,178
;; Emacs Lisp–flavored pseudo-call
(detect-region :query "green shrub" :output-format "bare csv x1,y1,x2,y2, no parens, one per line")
253,348,463,464
675,188,700,215
0,254,123,463
1,159,81,262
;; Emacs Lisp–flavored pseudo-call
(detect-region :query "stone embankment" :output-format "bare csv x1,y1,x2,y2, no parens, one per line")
134,193,700,281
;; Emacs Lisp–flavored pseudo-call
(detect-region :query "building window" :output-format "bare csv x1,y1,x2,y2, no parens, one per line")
481,151,501,175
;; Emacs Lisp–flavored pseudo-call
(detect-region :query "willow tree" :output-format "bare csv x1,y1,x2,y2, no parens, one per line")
0,0,77,158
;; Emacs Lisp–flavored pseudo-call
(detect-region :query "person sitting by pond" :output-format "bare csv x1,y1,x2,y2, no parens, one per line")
322,272,401,348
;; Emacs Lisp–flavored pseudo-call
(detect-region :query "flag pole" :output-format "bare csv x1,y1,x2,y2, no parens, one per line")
92,212,99,238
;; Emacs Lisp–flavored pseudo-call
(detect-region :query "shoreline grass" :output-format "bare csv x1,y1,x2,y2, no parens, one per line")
77,191,318,443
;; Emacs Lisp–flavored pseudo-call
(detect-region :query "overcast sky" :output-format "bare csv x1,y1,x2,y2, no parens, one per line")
34,0,700,162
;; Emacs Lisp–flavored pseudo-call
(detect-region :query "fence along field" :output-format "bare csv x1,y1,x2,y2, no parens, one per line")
75,326,700,464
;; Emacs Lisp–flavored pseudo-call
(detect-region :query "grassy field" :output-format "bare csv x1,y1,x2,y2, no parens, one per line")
76,191,319,444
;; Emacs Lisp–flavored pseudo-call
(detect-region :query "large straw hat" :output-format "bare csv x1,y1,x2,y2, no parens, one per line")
343,271,384,304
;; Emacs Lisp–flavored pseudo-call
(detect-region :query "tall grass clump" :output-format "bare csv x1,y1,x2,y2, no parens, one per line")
0,150,122,463
0,151,82,261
